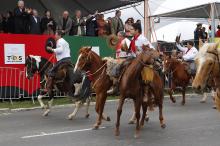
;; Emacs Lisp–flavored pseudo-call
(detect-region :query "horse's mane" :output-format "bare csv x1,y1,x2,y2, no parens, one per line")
196,43,220,59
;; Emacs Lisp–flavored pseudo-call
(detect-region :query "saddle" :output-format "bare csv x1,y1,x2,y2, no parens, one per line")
182,61,196,76
55,62,74,84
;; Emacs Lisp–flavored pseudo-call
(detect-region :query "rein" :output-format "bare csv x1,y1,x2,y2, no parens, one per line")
37,54,55,74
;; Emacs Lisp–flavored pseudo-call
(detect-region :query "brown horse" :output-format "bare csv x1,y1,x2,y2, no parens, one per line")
163,55,191,105
74,47,112,129
115,50,165,138
192,42,220,111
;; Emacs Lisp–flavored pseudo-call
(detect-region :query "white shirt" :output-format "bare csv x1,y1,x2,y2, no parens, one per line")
116,38,131,58
176,44,198,61
53,38,71,61
133,34,155,57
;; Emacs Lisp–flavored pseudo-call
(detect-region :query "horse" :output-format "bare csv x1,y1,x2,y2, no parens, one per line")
115,49,166,138
192,42,220,111
74,47,115,129
25,55,91,119
162,55,192,105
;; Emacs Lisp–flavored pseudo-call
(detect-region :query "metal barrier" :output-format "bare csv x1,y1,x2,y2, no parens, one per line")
0,67,66,104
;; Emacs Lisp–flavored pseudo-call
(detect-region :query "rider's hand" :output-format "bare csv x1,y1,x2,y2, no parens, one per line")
47,46,53,52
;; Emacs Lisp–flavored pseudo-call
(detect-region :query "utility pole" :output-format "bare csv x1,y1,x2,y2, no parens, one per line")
144,0,151,41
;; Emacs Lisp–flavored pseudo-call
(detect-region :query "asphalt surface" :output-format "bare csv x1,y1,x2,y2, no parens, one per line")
0,95,220,146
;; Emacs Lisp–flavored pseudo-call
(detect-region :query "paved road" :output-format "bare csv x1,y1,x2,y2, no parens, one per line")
0,96,220,146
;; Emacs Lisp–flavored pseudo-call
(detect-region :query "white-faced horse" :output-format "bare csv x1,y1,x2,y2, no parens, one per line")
192,42,220,110
25,55,91,119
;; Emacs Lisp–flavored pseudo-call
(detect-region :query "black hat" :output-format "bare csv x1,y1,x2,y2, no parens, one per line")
196,23,202,26
45,37,56,54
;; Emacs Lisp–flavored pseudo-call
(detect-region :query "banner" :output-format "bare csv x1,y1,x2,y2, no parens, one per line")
4,44,25,64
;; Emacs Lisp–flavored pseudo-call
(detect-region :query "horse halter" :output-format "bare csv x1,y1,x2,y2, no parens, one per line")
207,50,220,74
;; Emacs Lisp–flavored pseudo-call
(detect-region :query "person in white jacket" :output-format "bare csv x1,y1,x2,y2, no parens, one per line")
176,40,198,75
176,41,198,61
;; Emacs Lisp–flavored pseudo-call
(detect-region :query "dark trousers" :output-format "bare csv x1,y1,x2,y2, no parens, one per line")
48,57,71,77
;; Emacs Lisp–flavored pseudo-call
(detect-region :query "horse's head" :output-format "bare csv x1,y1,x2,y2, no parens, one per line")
25,55,41,79
138,48,160,65
192,42,220,91
74,46,93,72
162,54,174,74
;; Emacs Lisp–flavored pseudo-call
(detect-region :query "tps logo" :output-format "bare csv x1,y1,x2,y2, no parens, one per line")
7,55,23,62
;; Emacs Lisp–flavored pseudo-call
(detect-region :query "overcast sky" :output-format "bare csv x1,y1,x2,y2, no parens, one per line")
104,0,220,42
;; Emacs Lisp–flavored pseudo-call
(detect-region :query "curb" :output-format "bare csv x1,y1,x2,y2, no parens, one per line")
0,93,211,113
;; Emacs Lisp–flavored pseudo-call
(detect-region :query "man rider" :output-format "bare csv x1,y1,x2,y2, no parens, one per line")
46,30,75,96
176,40,198,74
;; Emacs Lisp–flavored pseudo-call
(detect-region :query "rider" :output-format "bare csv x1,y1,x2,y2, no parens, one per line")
176,40,198,74
46,30,74,95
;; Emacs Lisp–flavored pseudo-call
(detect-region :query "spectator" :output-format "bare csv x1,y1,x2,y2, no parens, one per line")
194,23,203,49
14,0,31,34
40,10,56,35
57,11,72,35
136,19,141,24
29,9,41,34
215,25,220,37
86,11,98,36
5,11,15,33
208,25,212,41
97,14,108,36
111,10,124,35
124,17,134,37
0,14,3,33
202,27,208,42
70,10,86,36
105,17,112,35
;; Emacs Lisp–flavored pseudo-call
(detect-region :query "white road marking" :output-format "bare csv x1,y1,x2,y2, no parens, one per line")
21,127,106,139
0,113,12,116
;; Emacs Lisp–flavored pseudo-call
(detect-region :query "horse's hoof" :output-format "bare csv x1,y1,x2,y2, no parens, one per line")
67,115,73,120
145,116,150,122
200,100,206,103
85,114,90,118
212,106,217,109
171,98,176,103
43,110,50,117
115,130,120,136
134,132,140,139
181,102,185,106
128,120,135,124
106,116,111,121
161,124,166,129
92,125,99,130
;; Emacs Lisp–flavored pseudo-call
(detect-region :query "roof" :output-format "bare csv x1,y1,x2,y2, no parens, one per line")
151,2,220,19
1,0,143,18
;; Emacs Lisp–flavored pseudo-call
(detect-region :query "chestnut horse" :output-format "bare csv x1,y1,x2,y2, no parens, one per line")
192,42,220,111
163,55,192,105
74,47,112,129
115,50,166,138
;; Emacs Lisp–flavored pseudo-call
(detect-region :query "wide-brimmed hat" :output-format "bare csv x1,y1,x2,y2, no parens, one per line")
45,37,56,54
106,34,119,49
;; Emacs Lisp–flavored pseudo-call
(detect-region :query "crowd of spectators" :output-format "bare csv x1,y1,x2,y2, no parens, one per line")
0,0,139,38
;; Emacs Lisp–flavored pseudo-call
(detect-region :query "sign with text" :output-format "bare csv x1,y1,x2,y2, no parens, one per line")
4,44,25,64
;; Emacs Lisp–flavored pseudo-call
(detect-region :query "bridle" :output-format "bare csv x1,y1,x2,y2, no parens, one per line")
207,50,220,74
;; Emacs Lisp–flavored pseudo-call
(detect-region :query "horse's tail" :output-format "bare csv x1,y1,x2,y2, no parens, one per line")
215,94,220,111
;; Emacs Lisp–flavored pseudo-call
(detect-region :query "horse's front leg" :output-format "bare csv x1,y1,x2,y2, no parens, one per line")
200,92,208,103
140,101,148,128
68,101,82,120
43,78,54,116
38,94,46,109
115,97,125,136
158,102,166,129
85,97,91,118
134,98,141,138
168,81,176,103
181,87,186,105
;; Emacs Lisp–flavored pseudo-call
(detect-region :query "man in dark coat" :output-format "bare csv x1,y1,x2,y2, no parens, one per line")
13,0,30,34
86,11,98,36
57,11,72,35
29,9,41,34
70,10,85,36
194,23,203,49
